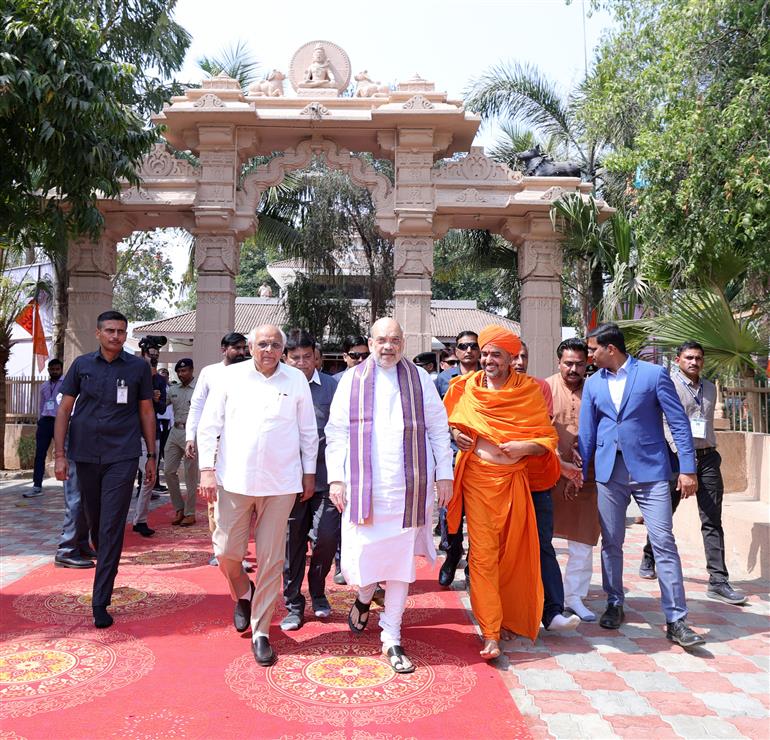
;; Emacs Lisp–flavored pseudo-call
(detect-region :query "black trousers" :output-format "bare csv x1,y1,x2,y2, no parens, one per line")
532,489,565,627
33,416,55,487
643,448,728,585
283,489,341,614
76,458,139,607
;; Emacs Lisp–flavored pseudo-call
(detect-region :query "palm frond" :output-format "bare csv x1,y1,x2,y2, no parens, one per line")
198,40,259,89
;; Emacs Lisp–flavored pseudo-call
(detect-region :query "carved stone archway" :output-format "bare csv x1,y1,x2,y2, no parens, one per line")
79,41,611,376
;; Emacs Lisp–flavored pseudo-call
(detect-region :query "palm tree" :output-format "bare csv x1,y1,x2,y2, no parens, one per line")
197,40,260,89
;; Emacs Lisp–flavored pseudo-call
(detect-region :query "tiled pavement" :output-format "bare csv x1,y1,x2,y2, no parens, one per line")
1,475,768,739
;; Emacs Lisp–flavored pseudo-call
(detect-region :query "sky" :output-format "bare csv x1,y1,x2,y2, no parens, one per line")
160,0,614,295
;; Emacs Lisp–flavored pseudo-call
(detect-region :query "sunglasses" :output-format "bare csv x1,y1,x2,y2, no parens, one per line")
445,359,459,366
347,351,370,360
456,342,480,351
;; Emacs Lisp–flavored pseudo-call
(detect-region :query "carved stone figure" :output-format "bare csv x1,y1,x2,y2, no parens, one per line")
515,145,582,178
249,70,286,97
303,44,335,88
354,71,389,97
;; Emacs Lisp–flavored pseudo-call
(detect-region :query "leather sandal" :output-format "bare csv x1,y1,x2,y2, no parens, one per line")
384,645,415,674
347,598,371,634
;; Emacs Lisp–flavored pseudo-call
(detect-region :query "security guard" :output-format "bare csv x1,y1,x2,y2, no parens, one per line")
54,310,156,629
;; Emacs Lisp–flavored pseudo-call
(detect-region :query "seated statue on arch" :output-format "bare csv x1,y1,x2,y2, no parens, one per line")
303,44,335,88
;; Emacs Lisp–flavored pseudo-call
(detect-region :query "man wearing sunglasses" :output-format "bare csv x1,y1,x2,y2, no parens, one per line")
334,335,370,380
435,331,482,588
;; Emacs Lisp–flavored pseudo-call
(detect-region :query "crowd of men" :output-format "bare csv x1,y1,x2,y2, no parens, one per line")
36,309,748,669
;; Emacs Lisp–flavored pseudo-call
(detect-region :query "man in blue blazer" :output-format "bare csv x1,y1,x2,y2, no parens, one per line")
578,323,705,648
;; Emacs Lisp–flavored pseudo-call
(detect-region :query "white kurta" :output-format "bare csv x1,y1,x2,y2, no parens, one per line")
325,363,453,586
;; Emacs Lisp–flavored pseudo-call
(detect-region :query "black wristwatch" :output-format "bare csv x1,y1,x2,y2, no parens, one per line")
146,452,156,459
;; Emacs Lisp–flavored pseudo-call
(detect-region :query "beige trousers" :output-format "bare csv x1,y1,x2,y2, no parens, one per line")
213,489,296,637
164,428,199,516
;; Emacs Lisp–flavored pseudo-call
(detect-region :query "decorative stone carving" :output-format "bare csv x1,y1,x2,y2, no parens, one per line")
397,73,435,93
402,94,434,110
138,144,199,179
456,188,487,203
120,187,153,203
518,240,562,281
201,72,241,91
193,93,225,109
299,102,331,120
248,70,286,97
354,71,389,98
200,151,235,181
433,147,524,183
289,40,351,95
194,235,237,275
540,186,565,201
67,238,118,276
394,238,434,277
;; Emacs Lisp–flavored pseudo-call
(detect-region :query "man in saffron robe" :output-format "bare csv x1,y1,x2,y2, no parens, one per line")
444,325,562,659
325,318,454,674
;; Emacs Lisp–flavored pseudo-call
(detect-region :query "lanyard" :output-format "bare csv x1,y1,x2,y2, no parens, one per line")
675,371,703,411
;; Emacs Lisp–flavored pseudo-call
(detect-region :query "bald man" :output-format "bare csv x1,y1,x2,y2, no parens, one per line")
325,319,454,674
198,325,318,667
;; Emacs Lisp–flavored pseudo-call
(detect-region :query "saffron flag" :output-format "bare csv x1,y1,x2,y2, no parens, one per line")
15,300,49,372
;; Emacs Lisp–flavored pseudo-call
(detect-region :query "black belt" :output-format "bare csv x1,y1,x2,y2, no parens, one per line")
695,447,716,457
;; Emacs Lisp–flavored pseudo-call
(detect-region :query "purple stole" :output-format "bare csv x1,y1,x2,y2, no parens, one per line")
348,357,428,527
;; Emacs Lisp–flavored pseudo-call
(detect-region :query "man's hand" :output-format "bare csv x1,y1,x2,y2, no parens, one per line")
185,440,196,459
300,473,315,502
563,479,579,501
560,459,583,488
144,458,156,488
452,428,474,452
572,445,583,468
54,456,69,481
329,481,347,513
498,440,526,463
200,469,218,503
436,479,453,508
676,472,698,499
152,389,161,403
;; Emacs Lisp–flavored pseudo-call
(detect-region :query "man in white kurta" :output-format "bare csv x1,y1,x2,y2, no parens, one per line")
326,318,453,674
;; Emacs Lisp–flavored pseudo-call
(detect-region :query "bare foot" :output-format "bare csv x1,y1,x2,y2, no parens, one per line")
480,638,501,660
500,628,518,641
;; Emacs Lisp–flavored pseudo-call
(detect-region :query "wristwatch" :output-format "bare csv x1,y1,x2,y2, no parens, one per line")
145,452,156,459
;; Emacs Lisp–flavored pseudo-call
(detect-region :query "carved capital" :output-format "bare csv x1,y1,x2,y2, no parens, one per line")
518,240,562,281
194,234,239,276
67,237,117,276
394,237,434,278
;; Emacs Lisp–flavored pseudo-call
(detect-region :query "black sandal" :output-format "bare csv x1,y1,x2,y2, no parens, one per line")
347,598,371,634
385,645,415,674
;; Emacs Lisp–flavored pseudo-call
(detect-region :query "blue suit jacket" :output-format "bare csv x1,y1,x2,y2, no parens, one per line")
578,356,696,484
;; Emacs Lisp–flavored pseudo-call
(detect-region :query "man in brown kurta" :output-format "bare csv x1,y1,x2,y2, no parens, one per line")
545,338,601,622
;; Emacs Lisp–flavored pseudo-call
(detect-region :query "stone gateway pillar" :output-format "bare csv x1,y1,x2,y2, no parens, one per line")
393,236,434,358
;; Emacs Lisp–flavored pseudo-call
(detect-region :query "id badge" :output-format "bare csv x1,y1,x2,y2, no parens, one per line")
690,417,707,439
45,400,55,412
117,382,128,404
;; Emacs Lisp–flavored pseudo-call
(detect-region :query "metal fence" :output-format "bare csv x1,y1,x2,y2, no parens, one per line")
4,376,42,424
718,377,770,434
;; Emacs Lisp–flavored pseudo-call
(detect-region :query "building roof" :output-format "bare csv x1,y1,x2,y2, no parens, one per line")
133,298,520,343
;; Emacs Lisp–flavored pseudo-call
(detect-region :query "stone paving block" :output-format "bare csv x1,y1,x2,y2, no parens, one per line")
516,669,580,691
554,651,614,672
607,714,681,739
708,653,764,673
602,652,660,672
540,635,595,653
727,637,770,656
617,670,685,692
674,670,741,694
720,611,770,629
531,690,597,715
651,650,716,673
618,622,660,638
505,652,562,670
745,654,769,671
725,671,770,694
641,692,715,717
585,689,656,717
522,716,553,739
729,716,770,739
571,670,630,692
585,635,644,654
693,691,768,719
541,712,619,739
664,715,750,739
507,688,539,717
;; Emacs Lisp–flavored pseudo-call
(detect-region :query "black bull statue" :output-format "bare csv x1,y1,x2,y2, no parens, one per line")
515,145,582,178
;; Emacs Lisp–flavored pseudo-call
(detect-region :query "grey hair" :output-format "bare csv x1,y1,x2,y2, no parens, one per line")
247,325,286,346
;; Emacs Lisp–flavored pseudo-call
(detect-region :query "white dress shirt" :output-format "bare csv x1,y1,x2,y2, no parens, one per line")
606,355,632,413
197,361,318,496
185,361,225,443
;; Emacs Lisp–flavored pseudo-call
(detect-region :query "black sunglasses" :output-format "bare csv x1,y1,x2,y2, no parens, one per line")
456,342,479,351
445,359,459,366
347,351,370,360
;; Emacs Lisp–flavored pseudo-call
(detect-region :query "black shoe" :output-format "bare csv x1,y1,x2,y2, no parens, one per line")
333,564,346,585
599,604,624,630
707,582,748,606
234,582,255,633
55,554,95,569
93,605,113,629
153,484,167,492
252,636,276,666
438,556,459,587
132,523,155,537
666,618,705,648
80,547,97,560
639,557,657,580
280,612,304,631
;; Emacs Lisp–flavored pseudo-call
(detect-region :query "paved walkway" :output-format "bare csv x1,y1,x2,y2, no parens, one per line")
1,475,768,739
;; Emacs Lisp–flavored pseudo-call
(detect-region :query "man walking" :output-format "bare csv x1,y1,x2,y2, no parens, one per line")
26,359,64,497
545,339,601,622
326,318,453,674
163,358,199,527
333,335,369,380
445,326,563,659
578,323,705,647
198,325,318,667
280,330,339,630
639,341,746,606
54,310,157,628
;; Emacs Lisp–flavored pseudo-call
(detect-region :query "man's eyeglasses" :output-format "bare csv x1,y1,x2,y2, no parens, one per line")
456,342,479,351
445,359,459,366
346,351,370,360
255,342,283,351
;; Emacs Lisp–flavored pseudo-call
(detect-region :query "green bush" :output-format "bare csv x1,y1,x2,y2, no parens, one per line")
17,436,36,469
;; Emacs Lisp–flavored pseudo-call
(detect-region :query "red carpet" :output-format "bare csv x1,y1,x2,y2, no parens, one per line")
1,501,531,739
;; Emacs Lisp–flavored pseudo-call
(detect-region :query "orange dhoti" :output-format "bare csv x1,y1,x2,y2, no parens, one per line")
462,454,543,641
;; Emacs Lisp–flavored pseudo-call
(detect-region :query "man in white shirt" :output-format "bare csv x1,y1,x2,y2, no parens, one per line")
198,325,318,667
326,318,453,674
